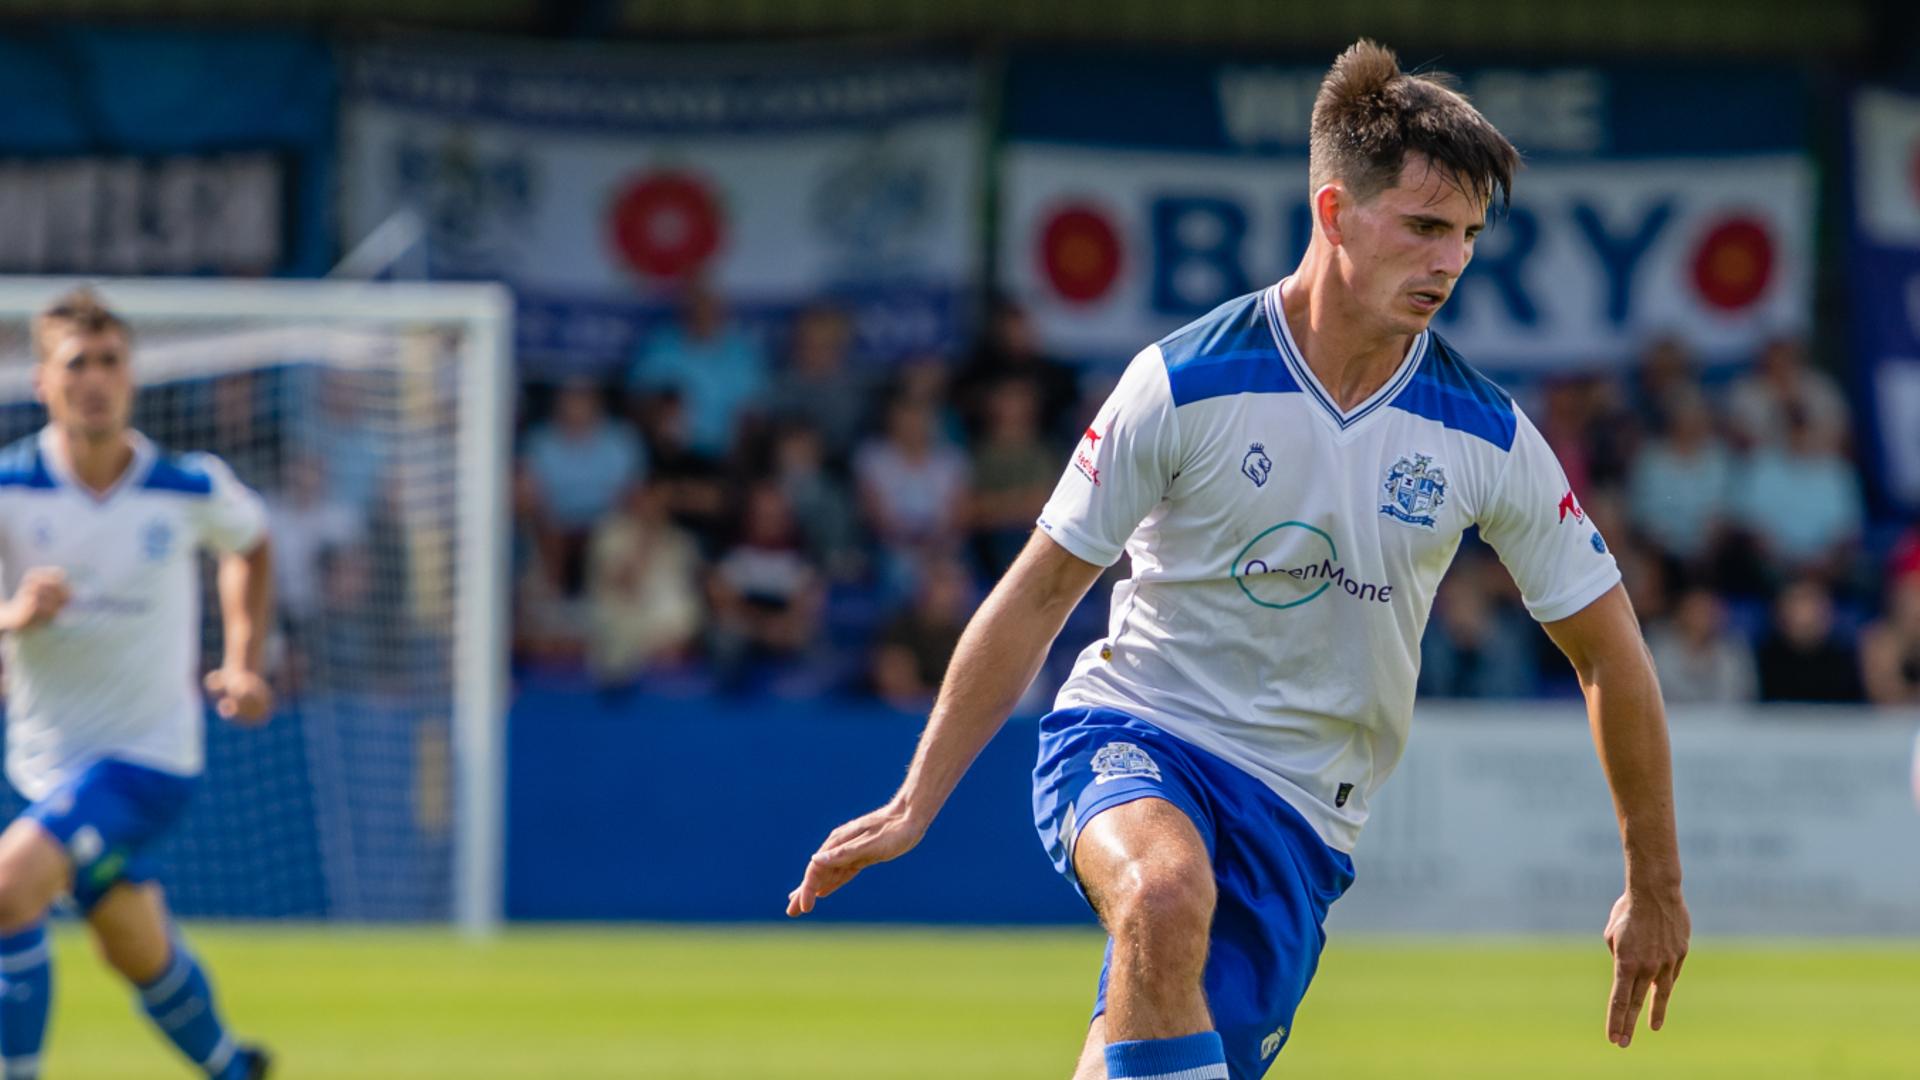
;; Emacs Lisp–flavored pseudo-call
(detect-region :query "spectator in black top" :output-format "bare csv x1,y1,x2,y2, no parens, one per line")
1756,579,1865,703
955,297,1081,442
870,558,973,711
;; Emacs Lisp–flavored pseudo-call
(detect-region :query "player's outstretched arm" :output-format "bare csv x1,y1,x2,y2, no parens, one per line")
204,538,274,725
786,531,1104,916
1541,584,1690,1050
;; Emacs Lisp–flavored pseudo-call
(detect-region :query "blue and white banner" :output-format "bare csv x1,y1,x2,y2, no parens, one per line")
343,42,984,375
1000,55,1814,372
1848,87,1920,512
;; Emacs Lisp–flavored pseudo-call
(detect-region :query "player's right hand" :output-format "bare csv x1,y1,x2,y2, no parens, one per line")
786,801,929,917
5,568,71,631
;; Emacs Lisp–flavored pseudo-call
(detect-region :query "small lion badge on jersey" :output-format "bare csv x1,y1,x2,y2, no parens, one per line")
1380,452,1448,530
1090,741,1162,785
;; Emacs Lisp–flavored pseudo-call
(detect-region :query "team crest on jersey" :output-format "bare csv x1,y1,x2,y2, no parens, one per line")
1090,741,1162,785
141,519,173,561
1380,452,1447,530
1241,443,1272,488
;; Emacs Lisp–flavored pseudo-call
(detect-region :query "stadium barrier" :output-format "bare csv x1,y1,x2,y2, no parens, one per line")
508,689,1920,934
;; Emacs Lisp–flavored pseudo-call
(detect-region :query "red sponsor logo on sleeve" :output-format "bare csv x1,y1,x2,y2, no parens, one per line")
1557,490,1585,523
1074,425,1103,486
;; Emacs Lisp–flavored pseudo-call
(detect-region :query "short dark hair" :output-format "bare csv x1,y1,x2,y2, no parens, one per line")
1309,40,1520,215
34,287,129,359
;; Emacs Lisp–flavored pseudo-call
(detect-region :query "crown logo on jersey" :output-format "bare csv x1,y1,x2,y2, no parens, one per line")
1380,452,1447,530
1241,443,1272,488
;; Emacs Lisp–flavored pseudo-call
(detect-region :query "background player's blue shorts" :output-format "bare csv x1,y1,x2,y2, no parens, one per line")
1032,706,1355,1080
21,758,196,913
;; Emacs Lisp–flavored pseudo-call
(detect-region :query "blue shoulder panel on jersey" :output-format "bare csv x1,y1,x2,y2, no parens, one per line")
1157,292,1299,407
142,453,215,496
0,435,54,490
1389,333,1518,451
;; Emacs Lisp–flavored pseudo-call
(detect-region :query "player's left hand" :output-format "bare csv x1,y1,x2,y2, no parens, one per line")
1602,886,1690,1048
205,666,273,725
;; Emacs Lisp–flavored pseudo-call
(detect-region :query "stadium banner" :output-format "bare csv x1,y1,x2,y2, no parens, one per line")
1847,87,1920,512
0,29,336,277
342,41,985,375
1000,55,1814,371
1337,707,1920,936
509,687,1920,934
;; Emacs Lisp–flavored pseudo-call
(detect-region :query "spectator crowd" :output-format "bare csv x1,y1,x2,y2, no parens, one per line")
510,284,1920,712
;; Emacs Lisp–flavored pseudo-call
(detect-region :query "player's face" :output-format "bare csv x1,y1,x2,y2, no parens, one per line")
1333,154,1487,336
36,327,134,441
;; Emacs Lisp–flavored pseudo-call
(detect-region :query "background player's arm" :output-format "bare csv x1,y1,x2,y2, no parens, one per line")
204,536,273,724
0,567,70,633
1541,584,1690,1049
787,531,1103,916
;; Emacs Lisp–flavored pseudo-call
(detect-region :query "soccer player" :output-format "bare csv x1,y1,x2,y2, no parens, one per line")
0,290,274,1080
789,40,1690,1080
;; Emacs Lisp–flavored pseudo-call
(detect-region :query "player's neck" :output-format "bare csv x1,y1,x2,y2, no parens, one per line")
56,425,137,495
1279,263,1418,413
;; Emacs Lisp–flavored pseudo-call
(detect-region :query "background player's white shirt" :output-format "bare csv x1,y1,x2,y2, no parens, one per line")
0,427,266,799
1040,284,1620,852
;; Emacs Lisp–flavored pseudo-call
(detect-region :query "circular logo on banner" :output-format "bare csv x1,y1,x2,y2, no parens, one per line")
1039,203,1123,304
609,171,724,280
1690,215,1775,312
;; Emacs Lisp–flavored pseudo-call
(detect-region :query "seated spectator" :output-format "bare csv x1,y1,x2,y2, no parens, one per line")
1627,335,1698,438
1860,575,1920,706
966,378,1060,575
1647,587,1757,705
637,390,730,553
770,423,862,581
1756,579,1865,703
522,380,645,596
1418,566,1536,698
871,558,974,710
1730,405,1862,582
956,297,1081,441
1727,336,1849,453
1627,388,1732,567
628,280,768,458
708,484,825,685
767,305,871,461
855,396,970,594
586,483,704,686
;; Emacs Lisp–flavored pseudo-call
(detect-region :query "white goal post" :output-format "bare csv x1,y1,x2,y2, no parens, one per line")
0,277,513,936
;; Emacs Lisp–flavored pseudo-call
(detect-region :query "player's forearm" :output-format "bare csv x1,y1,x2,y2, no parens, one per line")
1582,650,1684,896
220,540,273,671
893,541,1098,824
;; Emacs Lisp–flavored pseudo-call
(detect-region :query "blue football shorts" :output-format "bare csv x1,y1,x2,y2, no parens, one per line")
21,757,196,913
1033,706,1354,1080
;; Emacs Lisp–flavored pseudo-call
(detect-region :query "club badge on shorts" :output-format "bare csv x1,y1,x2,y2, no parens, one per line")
1091,741,1162,785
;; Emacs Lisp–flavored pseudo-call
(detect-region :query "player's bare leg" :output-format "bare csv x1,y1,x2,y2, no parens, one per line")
1073,797,1216,1044
0,820,69,933
87,882,172,984
1070,1015,1109,1079
92,881,271,1078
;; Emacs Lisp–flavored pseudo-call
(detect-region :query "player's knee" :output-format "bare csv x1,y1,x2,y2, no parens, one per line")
0,878,51,932
1106,858,1216,945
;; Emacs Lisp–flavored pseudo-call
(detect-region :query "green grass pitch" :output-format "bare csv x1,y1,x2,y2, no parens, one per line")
43,925,1920,1078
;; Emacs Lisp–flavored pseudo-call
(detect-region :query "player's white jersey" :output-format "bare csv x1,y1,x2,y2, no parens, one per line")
0,427,266,799
1039,283,1619,852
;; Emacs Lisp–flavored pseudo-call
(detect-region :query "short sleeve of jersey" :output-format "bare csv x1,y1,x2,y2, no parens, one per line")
1035,346,1180,568
187,453,268,555
1476,409,1621,623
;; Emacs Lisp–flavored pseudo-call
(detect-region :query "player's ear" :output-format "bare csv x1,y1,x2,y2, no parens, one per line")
1314,183,1346,246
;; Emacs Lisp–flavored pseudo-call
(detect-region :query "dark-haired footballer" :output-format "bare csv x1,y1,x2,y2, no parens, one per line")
790,40,1689,1080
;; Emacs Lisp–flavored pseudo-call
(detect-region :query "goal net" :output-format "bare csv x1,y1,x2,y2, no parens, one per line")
0,279,511,932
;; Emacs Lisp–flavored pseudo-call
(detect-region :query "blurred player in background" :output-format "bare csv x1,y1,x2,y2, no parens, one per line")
790,40,1688,1080
0,290,274,1080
